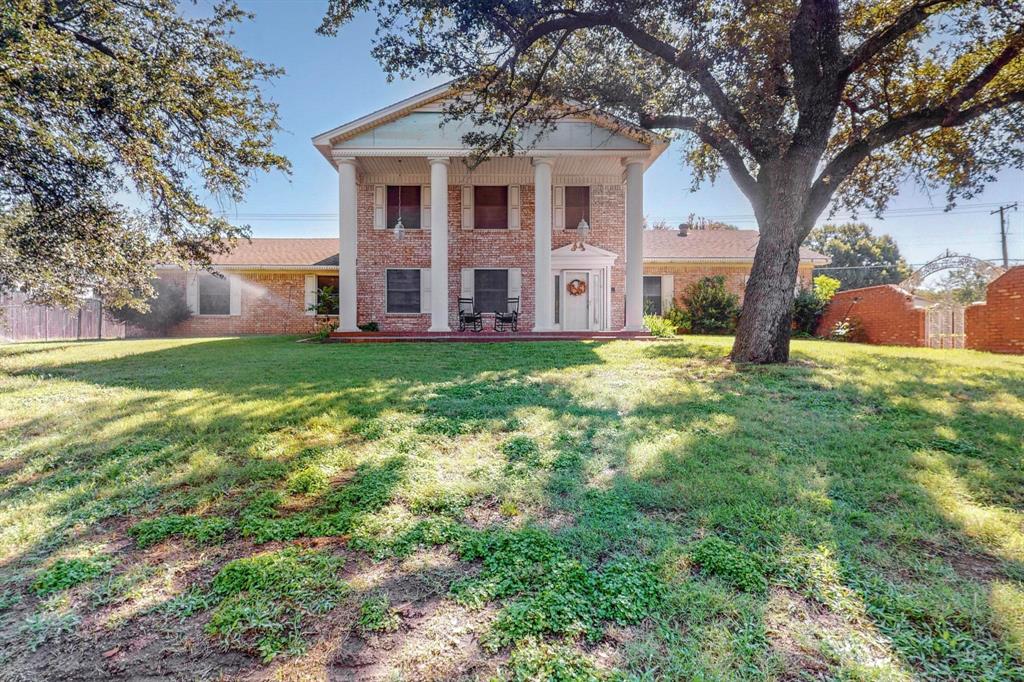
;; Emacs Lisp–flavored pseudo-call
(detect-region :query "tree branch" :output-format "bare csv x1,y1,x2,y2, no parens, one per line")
941,32,1024,123
640,114,762,206
842,0,949,75
804,90,1024,223
513,11,759,155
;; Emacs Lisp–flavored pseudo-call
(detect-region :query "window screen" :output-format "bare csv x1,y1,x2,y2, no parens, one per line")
474,269,509,313
564,186,590,229
643,276,662,316
474,186,508,229
386,269,421,313
386,186,421,229
198,273,230,315
316,275,340,315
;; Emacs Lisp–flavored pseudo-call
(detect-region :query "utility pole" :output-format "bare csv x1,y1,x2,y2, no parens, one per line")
991,202,1018,269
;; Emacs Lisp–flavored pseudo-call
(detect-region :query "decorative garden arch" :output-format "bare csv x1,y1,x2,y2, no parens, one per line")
900,250,1005,293
900,251,1005,349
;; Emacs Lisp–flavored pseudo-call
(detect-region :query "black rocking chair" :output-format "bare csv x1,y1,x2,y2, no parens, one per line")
458,297,483,332
494,297,520,332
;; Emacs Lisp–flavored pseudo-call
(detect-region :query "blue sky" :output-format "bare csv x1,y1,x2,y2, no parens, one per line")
218,0,1023,267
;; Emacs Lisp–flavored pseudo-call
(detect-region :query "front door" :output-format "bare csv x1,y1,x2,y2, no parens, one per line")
563,270,590,331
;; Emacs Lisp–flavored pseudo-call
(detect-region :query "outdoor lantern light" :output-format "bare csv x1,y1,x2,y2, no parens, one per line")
392,216,406,241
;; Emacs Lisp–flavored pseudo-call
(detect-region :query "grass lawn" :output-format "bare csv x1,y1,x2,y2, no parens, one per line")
0,335,1022,680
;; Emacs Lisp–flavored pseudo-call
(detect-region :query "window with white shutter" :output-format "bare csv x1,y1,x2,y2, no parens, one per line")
385,269,422,314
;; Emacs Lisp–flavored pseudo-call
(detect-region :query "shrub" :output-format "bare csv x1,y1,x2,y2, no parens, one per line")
680,276,740,334
664,305,691,333
792,274,841,335
358,321,380,332
108,278,191,335
830,317,865,342
643,314,676,338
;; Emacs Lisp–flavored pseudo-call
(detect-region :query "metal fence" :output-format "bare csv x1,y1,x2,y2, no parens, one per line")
0,292,126,342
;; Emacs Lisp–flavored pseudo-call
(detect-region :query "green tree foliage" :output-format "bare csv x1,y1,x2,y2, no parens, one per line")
808,223,912,291
319,0,1024,362
930,268,991,304
109,278,191,335
680,276,740,334
0,0,289,310
792,274,841,335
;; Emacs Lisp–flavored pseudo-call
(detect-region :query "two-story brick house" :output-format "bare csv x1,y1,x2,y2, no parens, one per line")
156,85,827,337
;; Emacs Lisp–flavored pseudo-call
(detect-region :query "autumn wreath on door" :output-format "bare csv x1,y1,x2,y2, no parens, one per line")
567,278,587,296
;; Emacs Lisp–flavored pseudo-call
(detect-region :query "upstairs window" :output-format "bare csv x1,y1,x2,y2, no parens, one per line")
474,269,509,313
474,186,508,229
386,186,421,229
198,272,230,315
386,269,421,314
565,186,590,229
643,276,662,316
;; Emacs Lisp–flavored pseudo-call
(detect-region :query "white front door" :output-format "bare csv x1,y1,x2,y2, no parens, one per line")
562,270,590,331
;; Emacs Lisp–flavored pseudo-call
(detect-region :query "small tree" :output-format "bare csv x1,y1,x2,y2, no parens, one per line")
109,279,191,335
680,276,740,335
307,285,339,340
792,274,841,335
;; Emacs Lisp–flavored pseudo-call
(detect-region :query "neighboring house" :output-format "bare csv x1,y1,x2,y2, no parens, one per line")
156,84,827,336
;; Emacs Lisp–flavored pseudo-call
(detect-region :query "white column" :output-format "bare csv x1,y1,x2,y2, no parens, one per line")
335,156,360,332
533,157,554,331
624,160,645,331
428,157,450,331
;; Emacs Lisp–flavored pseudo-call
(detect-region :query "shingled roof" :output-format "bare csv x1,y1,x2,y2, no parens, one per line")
644,229,829,264
199,232,827,268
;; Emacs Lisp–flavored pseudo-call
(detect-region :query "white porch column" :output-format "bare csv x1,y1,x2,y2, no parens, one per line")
428,157,451,331
624,160,645,331
335,155,360,332
533,157,554,331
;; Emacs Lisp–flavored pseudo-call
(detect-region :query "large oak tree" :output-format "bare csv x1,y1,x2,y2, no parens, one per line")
0,0,288,309
320,0,1024,362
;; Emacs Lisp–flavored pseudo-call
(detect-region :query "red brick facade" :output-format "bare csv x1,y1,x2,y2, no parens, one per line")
356,183,627,331
155,269,330,337
817,285,926,346
643,261,815,306
965,267,1024,354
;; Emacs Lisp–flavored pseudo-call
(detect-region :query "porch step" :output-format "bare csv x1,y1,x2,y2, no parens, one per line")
327,331,656,343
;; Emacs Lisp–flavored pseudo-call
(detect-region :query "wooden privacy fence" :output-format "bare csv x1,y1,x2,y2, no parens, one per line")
0,292,126,342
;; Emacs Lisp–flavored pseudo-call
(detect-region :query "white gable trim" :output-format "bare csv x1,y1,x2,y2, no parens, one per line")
550,242,619,270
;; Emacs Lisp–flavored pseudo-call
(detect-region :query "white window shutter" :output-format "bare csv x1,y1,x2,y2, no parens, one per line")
461,186,474,230
421,184,431,230
553,186,565,230
185,271,199,314
508,185,520,230
461,268,474,299
509,268,522,302
304,274,316,316
373,185,386,230
229,275,242,316
661,275,674,313
420,268,431,313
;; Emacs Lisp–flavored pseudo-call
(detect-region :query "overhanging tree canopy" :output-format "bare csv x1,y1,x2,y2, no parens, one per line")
320,0,1024,362
0,0,288,309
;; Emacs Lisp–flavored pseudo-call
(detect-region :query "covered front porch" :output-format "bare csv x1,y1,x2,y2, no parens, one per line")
327,329,656,343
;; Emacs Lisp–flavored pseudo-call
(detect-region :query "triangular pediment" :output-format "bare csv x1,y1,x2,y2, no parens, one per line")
550,242,619,268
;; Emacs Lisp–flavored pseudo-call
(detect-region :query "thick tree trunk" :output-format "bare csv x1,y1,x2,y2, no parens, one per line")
730,169,810,364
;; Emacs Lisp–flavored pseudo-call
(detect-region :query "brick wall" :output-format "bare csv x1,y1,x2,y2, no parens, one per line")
357,183,627,331
816,285,926,346
643,261,815,307
965,266,1024,354
157,270,330,337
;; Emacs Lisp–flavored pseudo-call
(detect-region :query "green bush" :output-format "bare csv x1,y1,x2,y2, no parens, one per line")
829,317,865,342
792,274,841,336
643,314,676,338
664,305,691,333
108,277,191,335
680,276,740,334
